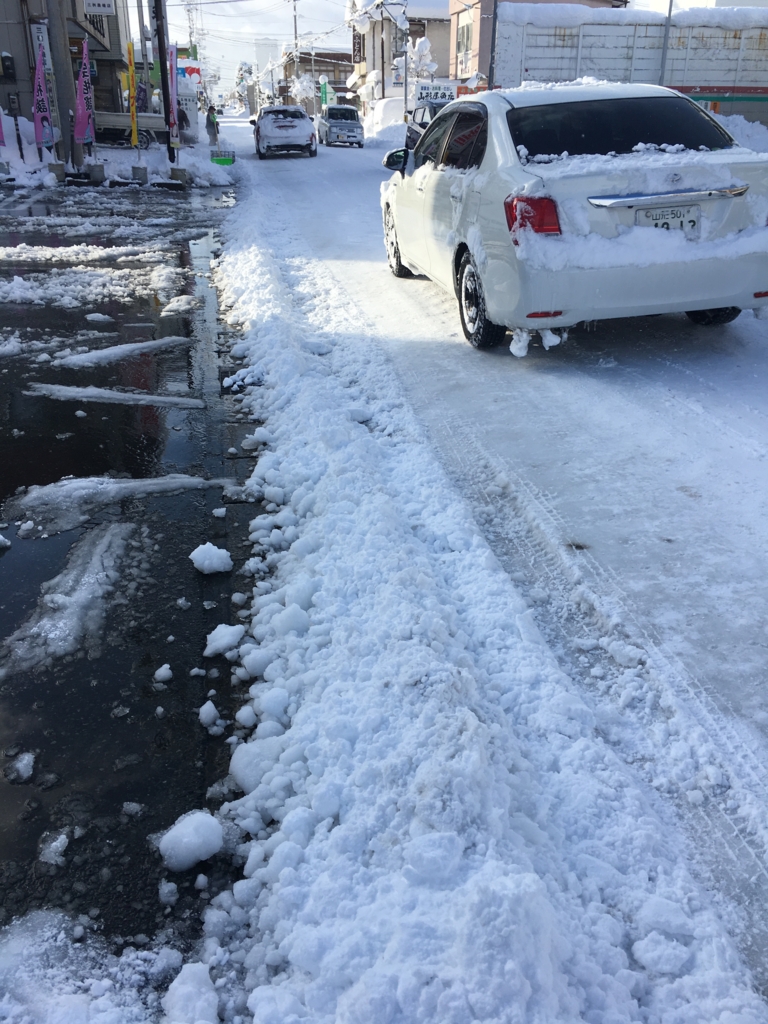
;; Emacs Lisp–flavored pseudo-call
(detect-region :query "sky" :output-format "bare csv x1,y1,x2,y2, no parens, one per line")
127,0,353,89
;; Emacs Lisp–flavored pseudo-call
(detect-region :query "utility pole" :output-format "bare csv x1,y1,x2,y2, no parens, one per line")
310,43,316,116
659,0,674,86
152,0,175,161
136,0,151,86
487,0,499,90
381,19,386,98
46,0,82,168
293,0,300,78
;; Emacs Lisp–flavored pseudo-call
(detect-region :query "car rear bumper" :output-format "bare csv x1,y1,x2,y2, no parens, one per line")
483,250,768,329
265,142,311,152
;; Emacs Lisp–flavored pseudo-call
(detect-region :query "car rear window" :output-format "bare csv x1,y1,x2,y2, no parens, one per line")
328,108,358,122
506,95,734,163
265,109,306,120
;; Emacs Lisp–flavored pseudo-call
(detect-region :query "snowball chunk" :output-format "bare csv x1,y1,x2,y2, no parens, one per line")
158,810,223,871
198,700,219,728
212,507,227,518
203,623,245,657
153,663,173,683
161,962,218,1024
189,542,233,574
0,534,10,550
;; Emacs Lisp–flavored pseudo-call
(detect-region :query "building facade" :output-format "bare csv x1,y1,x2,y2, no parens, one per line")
347,2,450,105
278,49,353,112
0,0,131,130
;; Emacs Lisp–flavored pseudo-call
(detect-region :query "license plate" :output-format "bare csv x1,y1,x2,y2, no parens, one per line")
635,204,700,239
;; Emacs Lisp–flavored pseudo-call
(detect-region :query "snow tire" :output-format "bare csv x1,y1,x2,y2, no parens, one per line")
384,206,413,279
685,307,741,326
458,252,507,349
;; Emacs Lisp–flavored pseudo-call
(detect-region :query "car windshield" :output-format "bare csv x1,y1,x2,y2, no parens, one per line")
506,95,734,163
265,109,306,120
328,108,358,122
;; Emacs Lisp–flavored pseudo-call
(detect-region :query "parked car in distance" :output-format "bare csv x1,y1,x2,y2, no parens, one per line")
382,83,768,351
317,105,364,147
251,105,317,159
406,100,452,149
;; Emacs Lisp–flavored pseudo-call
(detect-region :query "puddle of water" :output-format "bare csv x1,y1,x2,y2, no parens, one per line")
0,185,259,945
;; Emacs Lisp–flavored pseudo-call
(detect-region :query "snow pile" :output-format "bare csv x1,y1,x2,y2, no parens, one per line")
715,113,768,153
203,623,246,657
162,962,218,1023
0,533,10,549
177,167,768,1022
0,241,168,264
52,335,192,368
4,473,231,534
1,523,133,675
0,264,182,310
157,810,224,871
189,542,234,574
4,752,35,782
25,383,204,409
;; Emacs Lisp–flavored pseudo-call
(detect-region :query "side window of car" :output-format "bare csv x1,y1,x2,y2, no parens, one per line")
441,111,488,170
414,113,455,170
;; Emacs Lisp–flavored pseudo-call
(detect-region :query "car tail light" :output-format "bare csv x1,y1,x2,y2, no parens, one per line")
505,196,561,237
754,291,768,298
526,311,563,319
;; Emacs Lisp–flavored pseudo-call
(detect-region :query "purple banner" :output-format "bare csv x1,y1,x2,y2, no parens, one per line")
75,39,96,145
32,45,54,151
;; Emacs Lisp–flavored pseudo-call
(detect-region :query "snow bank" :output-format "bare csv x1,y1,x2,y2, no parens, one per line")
0,265,182,310
158,810,224,871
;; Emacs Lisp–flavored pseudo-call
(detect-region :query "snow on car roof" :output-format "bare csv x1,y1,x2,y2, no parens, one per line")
472,81,679,110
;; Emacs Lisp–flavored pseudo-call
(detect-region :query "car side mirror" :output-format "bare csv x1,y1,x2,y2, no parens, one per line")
249,118,256,125
382,148,408,173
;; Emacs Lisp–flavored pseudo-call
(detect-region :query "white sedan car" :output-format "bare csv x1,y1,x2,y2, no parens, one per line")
381,83,768,352
251,105,317,159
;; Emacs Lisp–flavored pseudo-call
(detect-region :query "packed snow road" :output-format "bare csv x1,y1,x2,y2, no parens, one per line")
219,116,768,1004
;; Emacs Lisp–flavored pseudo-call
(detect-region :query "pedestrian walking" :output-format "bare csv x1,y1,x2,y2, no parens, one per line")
177,101,190,132
205,105,218,146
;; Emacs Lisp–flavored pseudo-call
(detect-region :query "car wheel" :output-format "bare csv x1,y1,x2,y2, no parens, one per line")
384,206,412,279
685,306,741,326
309,143,317,158
458,252,507,349
357,142,364,149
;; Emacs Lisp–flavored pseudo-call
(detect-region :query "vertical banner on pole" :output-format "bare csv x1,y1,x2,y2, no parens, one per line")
168,44,180,148
74,39,96,147
128,42,139,147
33,45,54,154
0,110,5,149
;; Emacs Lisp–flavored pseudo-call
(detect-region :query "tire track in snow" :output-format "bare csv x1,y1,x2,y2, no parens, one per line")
399,406,768,993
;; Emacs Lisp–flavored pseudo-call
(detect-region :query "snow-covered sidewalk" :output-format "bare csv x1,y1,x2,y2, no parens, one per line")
3,124,768,1024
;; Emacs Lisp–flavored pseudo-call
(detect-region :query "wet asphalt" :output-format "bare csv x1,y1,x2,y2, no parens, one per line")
0,173,259,949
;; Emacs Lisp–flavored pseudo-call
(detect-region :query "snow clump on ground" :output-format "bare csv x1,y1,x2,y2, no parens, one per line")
189,542,233,574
